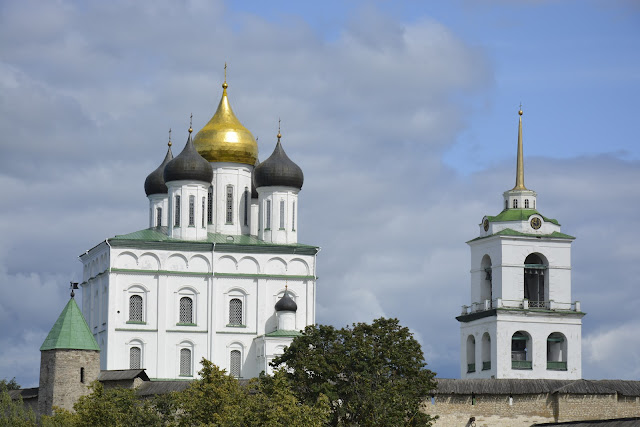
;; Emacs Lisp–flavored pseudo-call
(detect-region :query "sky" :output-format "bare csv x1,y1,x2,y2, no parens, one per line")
0,0,639,387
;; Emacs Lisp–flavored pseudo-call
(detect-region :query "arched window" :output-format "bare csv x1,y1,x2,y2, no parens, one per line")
179,297,193,324
524,199,529,208
174,195,181,226
481,333,491,371
511,331,532,369
188,195,195,226
480,255,492,307
244,188,249,226
129,295,143,322
207,186,213,224
180,348,192,376
226,185,234,224
202,197,206,228
524,253,547,307
266,200,272,229
547,332,567,370
279,200,285,229
230,350,241,378
513,199,518,209
466,335,476,373
156,207,162,227
505,199,508,210
130,346,141,369
292,201,296,231
229,298,243,325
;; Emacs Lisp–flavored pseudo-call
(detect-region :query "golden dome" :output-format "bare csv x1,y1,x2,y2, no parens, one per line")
193,82,258,165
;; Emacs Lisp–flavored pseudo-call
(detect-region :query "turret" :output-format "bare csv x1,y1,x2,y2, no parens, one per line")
254,128,303,244
275,287,298,331
143,130,173,227
164,120,213,241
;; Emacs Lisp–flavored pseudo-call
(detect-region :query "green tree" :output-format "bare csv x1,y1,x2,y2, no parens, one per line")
271,317,437,426
0,390,37,427
42,382,161,427
0,378,20,392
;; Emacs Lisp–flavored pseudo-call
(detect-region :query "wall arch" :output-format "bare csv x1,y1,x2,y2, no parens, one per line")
238,256,259,274
466,335,476,373
217,255,238,273
189,255,211,273
167,254,188,271
115,252,138,269
288,258,310,276
139,252,160,270
266,257,287,274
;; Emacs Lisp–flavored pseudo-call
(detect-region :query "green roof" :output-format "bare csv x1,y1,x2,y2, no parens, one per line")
265,330,303,337
468,228,575,243
487,209,559,225
101,227,318,255
40,298,100,351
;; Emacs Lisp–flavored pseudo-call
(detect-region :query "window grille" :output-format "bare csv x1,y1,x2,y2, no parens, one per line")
175,195,181,226
180,297,193,324
244,188,249,226
230,350,241,378
202,197,206,228
130,346,141,369
189,195,195,226
180,348,192,376
279,200,285,229
513,199,518,209
524,199,529,208
156,207,162,227
129,295,143,322
207,187,213,224
266,200,271,229
292,202,295,230
229,298,243,325
226,186,233,223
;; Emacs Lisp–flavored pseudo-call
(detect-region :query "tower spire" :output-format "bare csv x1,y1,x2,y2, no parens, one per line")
512,106,527,191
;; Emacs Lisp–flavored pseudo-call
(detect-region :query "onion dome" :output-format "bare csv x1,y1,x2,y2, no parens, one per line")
251,158,259,199
144,137,174,196
193,80,258,165
275,289,297,312
164,125,213,184
254,133,304,190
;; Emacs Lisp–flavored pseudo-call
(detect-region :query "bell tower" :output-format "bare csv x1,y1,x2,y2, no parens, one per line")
457,109,584,380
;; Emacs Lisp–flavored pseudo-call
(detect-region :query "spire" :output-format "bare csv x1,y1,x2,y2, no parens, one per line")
511,106,527,191
40,297,100,351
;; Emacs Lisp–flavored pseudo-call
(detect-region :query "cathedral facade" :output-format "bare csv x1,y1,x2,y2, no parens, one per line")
78,79,315,380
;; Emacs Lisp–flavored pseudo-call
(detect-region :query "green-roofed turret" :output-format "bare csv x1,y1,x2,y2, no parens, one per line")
40,298,99,351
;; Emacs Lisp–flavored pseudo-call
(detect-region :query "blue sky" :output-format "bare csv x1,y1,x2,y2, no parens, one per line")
0,0,639,386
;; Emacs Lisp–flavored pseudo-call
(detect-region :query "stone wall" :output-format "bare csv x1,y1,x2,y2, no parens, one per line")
38,350,100,416
424,393,640,427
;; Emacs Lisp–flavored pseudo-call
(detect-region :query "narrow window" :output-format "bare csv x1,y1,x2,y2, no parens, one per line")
266,200,271,229
513,199,518,209
229,298,243,325
180,348,192,376
179,297,193,324
292,201,296,231
129,295,143,322
230,350,241,378
202,197,206,228
130,347,141,369
471,393,476,405
505,200,508,210
534,200,536,209
189,195,195,226
279,200,285,229
156,207,162,227
174,195,181,226
244,187,249,226
525,199,529,208
226,186,233,224
80,367,85,383
207,187,213,224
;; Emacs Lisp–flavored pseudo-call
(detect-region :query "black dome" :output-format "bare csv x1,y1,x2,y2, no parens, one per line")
275,290,297,312
144,146,173,196
254,138,303,190
164,133,213,184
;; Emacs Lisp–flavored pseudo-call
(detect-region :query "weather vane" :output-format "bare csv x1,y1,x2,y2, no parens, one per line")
224,62,227,83
70,282,79,298
189,113,193,133
168,128,172,146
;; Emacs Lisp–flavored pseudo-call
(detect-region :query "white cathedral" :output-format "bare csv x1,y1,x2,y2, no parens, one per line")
79,78,316,380
457,109,584,380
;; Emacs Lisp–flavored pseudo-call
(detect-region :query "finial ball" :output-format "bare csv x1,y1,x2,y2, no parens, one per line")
277,132,282,139
222,82,228,89
519,110,523,116
188,127,193,134
168,141,172,147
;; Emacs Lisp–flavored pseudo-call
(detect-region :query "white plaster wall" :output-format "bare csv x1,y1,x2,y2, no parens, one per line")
257,186,299,244
167,181,209,240
148,194,169,228
209,162,253,236
460,317,497,379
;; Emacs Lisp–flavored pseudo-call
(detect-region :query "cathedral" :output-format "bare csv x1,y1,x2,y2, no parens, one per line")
78,77,316,380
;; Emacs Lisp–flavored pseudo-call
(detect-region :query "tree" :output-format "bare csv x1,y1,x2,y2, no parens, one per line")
271,317,437,426
0,378,20,392
0,390,37,427
42,382,161,427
